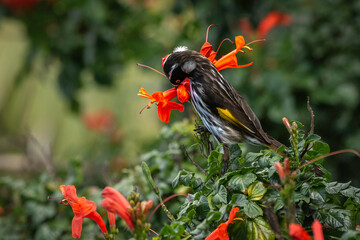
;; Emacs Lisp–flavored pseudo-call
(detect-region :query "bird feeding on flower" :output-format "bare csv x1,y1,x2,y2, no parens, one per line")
161,25,282,151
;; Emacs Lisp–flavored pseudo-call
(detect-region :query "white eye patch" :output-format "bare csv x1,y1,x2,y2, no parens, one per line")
173,46,188,52
181,61,197,74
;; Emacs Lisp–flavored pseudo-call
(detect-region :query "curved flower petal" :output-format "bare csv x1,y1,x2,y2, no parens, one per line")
205,207,239,240
86,211,108,234
234,35,245,51
226,207,239,224
163,88,178,101
200,41,217,62
157,101,184,123
312,220,324,240
72,215,83,239
289,223,312,240
215,53,253,71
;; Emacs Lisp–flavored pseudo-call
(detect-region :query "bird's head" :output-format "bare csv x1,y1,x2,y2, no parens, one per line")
162,46,199,86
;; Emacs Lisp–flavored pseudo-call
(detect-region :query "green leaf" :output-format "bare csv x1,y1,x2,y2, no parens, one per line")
172,169,194,188
228,173,257,192
244,201,263,218
206,211,222,222
245,152,263,163
208,150,223,164
339,230,360,240
212,185,227,205
325,181,351,194
248,182,267,201
340,186,360,199
231,194,248,207
246,217,275,240
305,134,321,144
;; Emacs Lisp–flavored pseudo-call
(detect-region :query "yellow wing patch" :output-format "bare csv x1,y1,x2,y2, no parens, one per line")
216,107,255,134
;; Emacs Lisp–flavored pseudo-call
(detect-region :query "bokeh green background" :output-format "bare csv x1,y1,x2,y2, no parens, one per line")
0,0,359,239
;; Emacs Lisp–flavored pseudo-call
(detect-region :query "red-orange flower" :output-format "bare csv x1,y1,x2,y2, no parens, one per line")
177,79,190,103
138,88,184,123
82,109,115,134
205,207,240,240
0,0,39,11
289,220,324,240
200,26,253,71
60,185,107,239
257,11,292,38
101,187,135,231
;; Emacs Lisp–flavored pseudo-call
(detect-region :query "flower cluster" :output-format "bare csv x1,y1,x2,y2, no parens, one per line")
58,185,153,239
138,25,254,123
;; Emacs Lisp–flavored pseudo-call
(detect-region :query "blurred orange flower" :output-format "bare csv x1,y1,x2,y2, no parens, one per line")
239,11,292,38
60,185,107,238
82,109,115,133
101,187,135,231
289,220,324,240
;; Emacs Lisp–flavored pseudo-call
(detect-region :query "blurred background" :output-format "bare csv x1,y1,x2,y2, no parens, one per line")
0,0,359,239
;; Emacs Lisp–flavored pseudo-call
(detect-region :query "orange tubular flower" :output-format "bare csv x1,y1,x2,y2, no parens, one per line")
101,187,135,231
205,207,240,240
60,185,107,239
138,88,184,123
199,28,253,71
274,161,285,180
289,220,324,240
257,11,292,38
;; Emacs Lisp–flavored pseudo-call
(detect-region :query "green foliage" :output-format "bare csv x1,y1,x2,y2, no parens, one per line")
149,119,360,239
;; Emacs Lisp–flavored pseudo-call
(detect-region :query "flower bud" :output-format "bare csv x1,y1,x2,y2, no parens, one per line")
282,117,291,131
284,158,290,177
274,161,285,179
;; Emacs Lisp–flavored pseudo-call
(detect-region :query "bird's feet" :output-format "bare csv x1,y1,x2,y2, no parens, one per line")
194,125,209,134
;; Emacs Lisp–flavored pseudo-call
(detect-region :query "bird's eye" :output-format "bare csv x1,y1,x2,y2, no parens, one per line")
176,80,181,84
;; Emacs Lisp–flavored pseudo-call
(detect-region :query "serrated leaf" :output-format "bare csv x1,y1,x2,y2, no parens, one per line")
305,134,321,144
231,194,248,207
248,182,267,201
245,152,263,163
206,211,221,222
246,217,275,240
244,201,263,218
309,188,326,202
212,185,227,205
325,181,351,194
340,186,360,198
172,169,194,188
228,173,257,192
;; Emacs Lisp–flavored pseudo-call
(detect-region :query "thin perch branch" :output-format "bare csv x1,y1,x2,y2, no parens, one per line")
180,145,207,176
307,96,315,135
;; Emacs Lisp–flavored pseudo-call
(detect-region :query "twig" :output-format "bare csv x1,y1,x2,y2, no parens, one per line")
300,97,316,160
298,149,360,170
180,145,207,176
307,96,315,135
148,193,188,223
